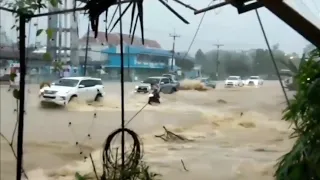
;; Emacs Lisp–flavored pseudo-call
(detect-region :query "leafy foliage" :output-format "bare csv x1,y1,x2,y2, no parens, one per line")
274,48,320,180
4,0,61,23
197,44,301,80
4,0,62,78
175,58,194,71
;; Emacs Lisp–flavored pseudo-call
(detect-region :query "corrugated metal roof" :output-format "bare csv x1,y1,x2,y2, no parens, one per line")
79,32,161,49
129,46,171,56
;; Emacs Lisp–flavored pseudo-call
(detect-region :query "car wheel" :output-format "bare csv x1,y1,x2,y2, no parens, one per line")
68,95,78,103
94,94,103,102
169,88,175,94
160,88,169,94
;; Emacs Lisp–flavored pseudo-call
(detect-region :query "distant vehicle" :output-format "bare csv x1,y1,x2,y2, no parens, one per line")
162,73,180,88
39,77,105,106
135,76,178,94
199,78,216,88
243,76,264,86
224,76,243,88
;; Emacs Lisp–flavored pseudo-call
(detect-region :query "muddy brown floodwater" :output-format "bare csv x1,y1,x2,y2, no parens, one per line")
0,81,295,180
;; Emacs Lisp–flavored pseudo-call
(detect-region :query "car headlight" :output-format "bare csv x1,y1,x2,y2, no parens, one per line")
135,86,139,89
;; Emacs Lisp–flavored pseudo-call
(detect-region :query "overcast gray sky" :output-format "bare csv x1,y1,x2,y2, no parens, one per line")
0,0,319,55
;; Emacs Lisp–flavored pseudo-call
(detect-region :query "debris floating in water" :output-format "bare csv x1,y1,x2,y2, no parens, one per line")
154,126,191,142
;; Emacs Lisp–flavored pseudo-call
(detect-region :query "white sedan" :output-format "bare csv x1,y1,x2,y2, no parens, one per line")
224,76,244,88
243,76,263,86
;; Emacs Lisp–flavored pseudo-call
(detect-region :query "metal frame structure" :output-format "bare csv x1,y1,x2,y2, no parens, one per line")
1,0,319,179
0,1,192,179
194,0,320,49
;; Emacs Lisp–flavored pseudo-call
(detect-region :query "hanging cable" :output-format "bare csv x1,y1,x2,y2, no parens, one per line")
255,9,290,106
181,0,215,60
101,128,142,180
118,0,126,175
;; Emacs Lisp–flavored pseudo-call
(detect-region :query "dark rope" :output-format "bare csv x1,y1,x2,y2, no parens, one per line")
255,9,290,106
101,128,142,180
255,9,305,135
125,103,148,126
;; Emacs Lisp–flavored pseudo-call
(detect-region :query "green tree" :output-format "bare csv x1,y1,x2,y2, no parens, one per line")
195,49,213,75
304,44,316,54
3,0,63,78
174,52,194,71
195,49,207,65
223,51,252,77
275,48,320,180
175,58,194,71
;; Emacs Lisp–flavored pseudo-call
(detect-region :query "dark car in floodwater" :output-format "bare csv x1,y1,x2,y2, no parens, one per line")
200,78,216,88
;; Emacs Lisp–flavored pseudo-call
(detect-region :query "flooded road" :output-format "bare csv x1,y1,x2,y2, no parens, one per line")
0,81,294,179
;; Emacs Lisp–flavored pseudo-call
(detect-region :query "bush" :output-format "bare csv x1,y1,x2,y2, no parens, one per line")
274,48,320,179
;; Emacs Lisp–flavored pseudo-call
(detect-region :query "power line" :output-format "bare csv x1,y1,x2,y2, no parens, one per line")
169,29,180,71
181,0,215,60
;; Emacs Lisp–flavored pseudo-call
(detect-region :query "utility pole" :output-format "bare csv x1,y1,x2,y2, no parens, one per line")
169,30,180,72
83,23,90,76
213,43,223,79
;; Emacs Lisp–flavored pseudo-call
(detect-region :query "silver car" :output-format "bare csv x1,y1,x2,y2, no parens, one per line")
135,76,178,94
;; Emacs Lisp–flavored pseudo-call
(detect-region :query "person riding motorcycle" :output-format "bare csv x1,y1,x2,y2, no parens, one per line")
148,85,160,105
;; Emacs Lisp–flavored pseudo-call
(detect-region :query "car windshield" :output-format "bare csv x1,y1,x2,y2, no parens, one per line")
53,79,79,87
163,74,174,80
249,77,259,79
227,77,239,80
142,78,160,84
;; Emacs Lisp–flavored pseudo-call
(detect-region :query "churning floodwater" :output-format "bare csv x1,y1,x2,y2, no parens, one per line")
0,81,295,180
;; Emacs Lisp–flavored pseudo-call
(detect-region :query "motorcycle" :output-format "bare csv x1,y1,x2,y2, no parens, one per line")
148,85,160,105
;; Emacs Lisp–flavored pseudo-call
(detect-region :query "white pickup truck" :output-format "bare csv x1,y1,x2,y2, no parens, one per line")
243,76,264,86
224,76,244,88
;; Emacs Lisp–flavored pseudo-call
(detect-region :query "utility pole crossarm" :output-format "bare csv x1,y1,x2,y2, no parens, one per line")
213,44,224,48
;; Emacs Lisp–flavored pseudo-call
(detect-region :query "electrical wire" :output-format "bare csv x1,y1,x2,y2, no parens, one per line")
181,0,215,60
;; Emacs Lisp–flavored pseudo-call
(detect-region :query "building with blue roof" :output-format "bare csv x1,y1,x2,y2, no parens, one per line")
78,32,185,80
